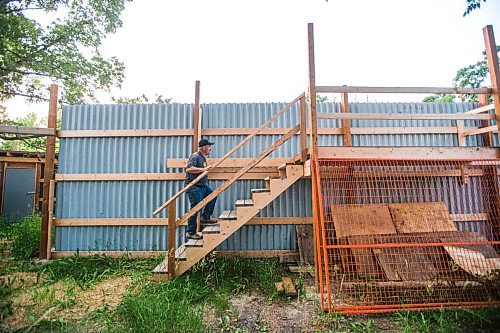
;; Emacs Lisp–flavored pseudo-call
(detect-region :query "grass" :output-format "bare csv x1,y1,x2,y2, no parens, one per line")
107,255,288,333
395,308,500,333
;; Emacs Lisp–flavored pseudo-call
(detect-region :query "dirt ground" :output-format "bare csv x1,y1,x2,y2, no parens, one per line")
3,274,131,331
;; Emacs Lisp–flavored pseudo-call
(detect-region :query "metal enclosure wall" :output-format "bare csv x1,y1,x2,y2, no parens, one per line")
56,101,489,252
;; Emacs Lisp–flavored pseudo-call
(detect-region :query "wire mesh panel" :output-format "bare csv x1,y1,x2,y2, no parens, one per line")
314,158,500,314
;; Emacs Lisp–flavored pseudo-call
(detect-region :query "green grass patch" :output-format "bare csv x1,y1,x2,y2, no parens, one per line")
10,214,41,260
106,256,286,333
396,308,500,333
37,254,162,288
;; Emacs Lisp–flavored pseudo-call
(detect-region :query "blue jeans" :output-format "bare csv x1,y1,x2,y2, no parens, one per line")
186,184,217,234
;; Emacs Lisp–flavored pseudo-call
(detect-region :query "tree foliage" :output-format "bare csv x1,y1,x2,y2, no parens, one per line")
0,0,129,105
111,94,172,104
422,94,456,103
464,0,487,16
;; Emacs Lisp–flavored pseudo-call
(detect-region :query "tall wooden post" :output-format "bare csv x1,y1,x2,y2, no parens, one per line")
341,92,352,147
483,26,500,138
167,200,177,278
300,95,307,162
40,84,58,259
308,23,321,292
193,80,202,153
308,23,318,158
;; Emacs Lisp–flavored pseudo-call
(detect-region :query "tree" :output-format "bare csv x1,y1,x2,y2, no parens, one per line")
111,94,172,104
464,0,487,16
422,94,456,103
0,0,129,106
423,46,499,103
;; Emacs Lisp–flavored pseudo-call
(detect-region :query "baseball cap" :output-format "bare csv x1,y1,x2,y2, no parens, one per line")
198,139,215,147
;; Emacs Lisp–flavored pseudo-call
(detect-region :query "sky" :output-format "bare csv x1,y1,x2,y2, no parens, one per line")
5,0,500,119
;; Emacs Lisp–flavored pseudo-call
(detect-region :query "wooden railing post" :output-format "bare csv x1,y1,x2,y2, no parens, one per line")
193,80,202,153
40,84,58,259
478,94,492,146
46,180,55,260
341,92,352,147
483,26,500,139
167,199,177,277
300,94,307,162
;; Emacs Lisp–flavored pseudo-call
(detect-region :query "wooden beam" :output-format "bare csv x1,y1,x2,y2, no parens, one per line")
483,25,500,136
308,23,318,158
478,95,493,146
51,251,168,259
216,250,299,258
40,84,58,260
317,147,499,159
317,112,494,121
462,125,497,137
341,92,352,147
316,86,492,94
55,172,281,181
46,180,55,260
54,218,169,226
51,250,298,259
0,125,55,136
463,103,494,115
54,217,312,226
0,157,49,163
167,200,176,277
300,94,307,162
58,129,193,138
193,80,201,153
167,157,294,168
456,118,466,146
57,126,487,138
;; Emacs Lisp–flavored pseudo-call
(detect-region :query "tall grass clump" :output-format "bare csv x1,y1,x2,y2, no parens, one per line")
11,214,41,260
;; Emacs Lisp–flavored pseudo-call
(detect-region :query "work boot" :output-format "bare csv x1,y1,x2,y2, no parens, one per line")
200,218,217,225
185,232,202,240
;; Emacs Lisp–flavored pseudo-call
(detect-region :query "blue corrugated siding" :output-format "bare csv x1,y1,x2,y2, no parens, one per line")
56,101,492,252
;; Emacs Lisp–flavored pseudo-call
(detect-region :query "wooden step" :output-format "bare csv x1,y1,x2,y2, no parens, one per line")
152,258,169,273
175,245,187,261
251,188,270,193
202,224,221,234
219,210,237,220
264,176,281,189
185,239,204,247
235,199,253,207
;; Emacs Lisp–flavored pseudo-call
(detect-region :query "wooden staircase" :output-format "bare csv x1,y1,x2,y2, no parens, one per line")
153,163,304,277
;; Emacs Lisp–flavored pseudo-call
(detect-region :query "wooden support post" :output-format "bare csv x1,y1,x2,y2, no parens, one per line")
308,22,321,292
193,80,202,153
483,26,500,142
46,180,55,260
167,200,177,278
40,84,58,259
456,119,466,146
479,94,493,146
300,94,307,162
308,23,318,158
341,92,352,147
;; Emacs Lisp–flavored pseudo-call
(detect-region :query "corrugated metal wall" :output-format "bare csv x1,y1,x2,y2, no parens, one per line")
56,101,494,252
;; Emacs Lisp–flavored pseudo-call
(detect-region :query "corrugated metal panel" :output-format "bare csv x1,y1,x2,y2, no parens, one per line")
56,101,494,252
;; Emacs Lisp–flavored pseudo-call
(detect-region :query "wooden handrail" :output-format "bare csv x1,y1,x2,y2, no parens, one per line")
153,92,305,216
175,124,301,227
463,104,495,115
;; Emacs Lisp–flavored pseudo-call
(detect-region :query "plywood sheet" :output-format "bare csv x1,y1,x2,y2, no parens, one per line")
296,225,314,265
443,246,500,277
373,246,437,282
331,204,397,238
389,202,456,233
